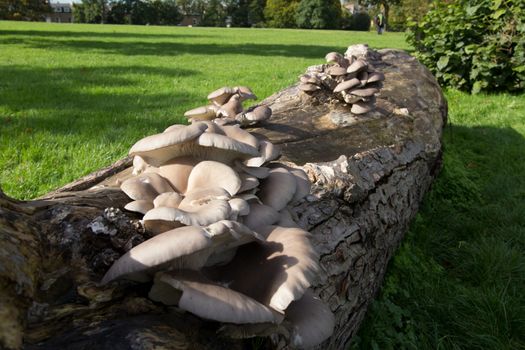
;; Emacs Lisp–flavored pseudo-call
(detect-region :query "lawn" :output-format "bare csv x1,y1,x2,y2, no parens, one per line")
1,21,524,349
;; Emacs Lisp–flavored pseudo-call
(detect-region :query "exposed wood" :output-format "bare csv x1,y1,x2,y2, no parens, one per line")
0,48,446,349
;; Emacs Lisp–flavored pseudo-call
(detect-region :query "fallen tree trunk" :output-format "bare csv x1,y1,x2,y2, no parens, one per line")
0,48,446,349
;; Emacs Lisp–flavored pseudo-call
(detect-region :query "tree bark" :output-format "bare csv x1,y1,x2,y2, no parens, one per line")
0,48,446,349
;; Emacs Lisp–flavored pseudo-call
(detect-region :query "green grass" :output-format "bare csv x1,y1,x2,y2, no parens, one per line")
352,91,525,349
0,21,407,198
1,21,525,349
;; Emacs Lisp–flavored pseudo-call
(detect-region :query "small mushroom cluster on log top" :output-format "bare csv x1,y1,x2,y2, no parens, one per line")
103,87,334,348
184,86,272,127
298,47,385,115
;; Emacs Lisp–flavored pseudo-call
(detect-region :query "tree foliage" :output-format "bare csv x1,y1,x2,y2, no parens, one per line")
0,0,50,21
388,0,431,31
360,0,400,27
75,0,181,25
407,0,525,93
264,0,299,28
295,0,341,29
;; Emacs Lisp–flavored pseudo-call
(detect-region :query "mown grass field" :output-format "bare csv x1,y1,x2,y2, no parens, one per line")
1,21,524,349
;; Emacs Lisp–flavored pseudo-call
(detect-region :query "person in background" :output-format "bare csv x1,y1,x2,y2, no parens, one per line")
375,12,385,34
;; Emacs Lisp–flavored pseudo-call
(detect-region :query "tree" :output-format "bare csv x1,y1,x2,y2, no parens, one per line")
105,0,181,25
295,0,342,29
73,0,107,23
360,0,400,29
388,0,431,31
248,0,265,26
201,0,225,26
0,0,50,21
264,0,299,28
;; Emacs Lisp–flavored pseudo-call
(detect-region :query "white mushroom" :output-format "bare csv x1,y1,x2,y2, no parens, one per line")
124,199,154,214
285,290,335,348
153,192,183,208
217,94,243,118
186,161,241,196
208,86,236,106
257,167,297,211
155,156,199,193
120,173,174,201
184,105,219,121
149,270,277,324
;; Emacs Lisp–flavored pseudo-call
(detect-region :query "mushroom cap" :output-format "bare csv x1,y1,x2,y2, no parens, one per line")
238,173,260,193
153,192,183,208
143,199,231,228
346,59,367,74
325,51,344,64
269,164,310,204
184,105,218,121
217,94,243,118
205,225,319,312
228,197,250,218
350,87,379,97
327,66,348,76
186,160,241,196
237,105,272,126
286,290,335,348
101,225,213,284
367,71,385,83
333,78,361,93
298,83,321,92
121,172,174,201
241,203,280,232
150,270,277,324
132,155,149,175
245,141,281,168
235,161,270,179
258,167,298,211
196,132,260,162
351,100,374,114
221,124,259,149
299,74,321,85
129,122,208,167
178,186,231,211
124,199,154,214
208,86,236,106
358,70,369,86
156,156,199,193
234,86,257,101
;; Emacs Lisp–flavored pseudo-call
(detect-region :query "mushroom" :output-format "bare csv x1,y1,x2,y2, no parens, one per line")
217,94,243,118
349,87,379,98
208,86,236,106
257,167,297,211
129,122,208,166
351,100,375,114
155,156,199,193
234,86,257,101
285,290,335,348
236,105,272,126
143,199,231,231
153,192,183,208
178,187,230,211
124,199,154,214
205,225,319,312
120,172,174,201
298,83,321,92
149,270,277,324
245,140,281,168
333,78,361,93
220,124,259,149
186,160,241,196
241,203,280,232
346,59,367,74
184,105,219,121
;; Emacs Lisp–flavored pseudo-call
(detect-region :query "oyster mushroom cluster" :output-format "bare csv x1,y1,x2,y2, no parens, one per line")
298,49,385,115
102,88,334,348
184,86,272,127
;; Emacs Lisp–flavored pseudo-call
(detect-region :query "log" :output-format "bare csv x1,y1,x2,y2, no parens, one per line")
0,47,446,350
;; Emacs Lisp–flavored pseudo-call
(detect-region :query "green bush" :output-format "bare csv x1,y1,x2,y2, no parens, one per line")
407,0,525,93
342,11,371,31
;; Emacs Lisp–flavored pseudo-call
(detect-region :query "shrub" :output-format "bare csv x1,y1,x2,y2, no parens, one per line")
407,0,525,93
342,11,370,31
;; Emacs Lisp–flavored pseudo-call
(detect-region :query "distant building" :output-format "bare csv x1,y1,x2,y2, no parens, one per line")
179,14,201,27
46,2,73,23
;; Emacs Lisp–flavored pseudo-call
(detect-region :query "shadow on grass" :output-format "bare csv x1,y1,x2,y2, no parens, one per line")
0,29,218,39
353,124,525,349
0,65,199,135
0,30,342,58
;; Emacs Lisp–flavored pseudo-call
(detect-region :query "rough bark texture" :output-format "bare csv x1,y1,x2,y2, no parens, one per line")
0,48,446,350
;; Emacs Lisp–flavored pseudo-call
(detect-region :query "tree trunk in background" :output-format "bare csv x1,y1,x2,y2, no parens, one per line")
0,48,446,349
